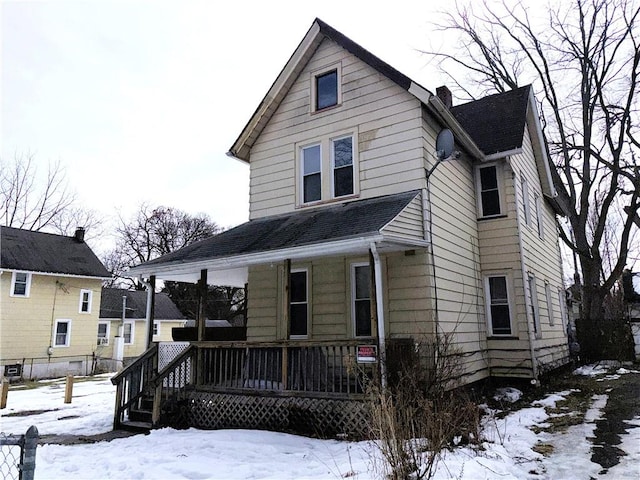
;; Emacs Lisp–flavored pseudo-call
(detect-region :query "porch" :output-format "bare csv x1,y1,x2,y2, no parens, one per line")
111,339,379,438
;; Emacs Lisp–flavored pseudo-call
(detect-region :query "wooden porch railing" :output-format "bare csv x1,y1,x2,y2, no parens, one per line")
111,340,377,429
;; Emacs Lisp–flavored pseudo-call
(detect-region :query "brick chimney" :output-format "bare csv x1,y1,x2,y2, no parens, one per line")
74,227,85,243
436,85,452,109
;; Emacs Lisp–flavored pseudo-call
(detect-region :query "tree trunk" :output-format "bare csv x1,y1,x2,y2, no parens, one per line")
576,265,634,363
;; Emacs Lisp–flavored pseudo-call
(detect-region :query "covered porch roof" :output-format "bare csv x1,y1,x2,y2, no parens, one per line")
125,191,428,286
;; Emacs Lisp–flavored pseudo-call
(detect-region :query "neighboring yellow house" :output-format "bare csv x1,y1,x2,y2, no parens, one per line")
96,288,186,370
0,226,111,380
116,19,571,435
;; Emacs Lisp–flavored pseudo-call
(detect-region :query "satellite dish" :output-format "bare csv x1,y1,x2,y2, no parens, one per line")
436,129,454,160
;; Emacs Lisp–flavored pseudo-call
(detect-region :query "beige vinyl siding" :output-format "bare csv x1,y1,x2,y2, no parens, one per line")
511,126,569,372
382,192,424,241
427,140,489,384
0,274,103,363
246,264,279,341
95,319,186,360
249,38,424,219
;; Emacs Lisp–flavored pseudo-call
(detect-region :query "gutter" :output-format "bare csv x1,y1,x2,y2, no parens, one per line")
370,242,387,390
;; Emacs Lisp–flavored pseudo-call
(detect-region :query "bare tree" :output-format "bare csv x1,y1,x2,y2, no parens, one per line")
425,0,639,360
105,203,222,287
1,152,76,231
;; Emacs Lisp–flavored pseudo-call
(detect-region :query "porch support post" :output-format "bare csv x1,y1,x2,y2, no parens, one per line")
197,269,207,386
370,243,387,389
146,275,156,349
282,260,291,389
197,269,208,342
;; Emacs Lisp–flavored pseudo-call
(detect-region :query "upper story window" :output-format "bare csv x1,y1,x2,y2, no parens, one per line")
332,136,354,198
79,289,93,313
521,175,531,225
535,194,544,239
311,64,341,112
302,144,322,203
11,272,31,297
298,132,358,206
476,163,504,218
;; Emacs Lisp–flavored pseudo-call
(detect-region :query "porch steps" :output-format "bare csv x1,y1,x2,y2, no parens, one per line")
119,420,153,433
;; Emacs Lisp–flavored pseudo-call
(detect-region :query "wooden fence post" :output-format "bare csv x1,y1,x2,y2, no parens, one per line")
64,375,73,404
1,379,9,409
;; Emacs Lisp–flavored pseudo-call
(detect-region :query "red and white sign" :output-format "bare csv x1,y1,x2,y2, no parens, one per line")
357,345,377,363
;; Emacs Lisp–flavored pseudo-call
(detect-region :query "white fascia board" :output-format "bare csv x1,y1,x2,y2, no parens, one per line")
526,89,557,197
125,232,429,282
484,148,523,162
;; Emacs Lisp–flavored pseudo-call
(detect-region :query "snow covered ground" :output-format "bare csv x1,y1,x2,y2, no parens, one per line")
1,367,638,479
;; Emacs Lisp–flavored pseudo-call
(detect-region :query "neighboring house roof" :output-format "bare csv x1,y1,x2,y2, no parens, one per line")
227,18,484,163
99,288,186,320
0,226,110,278
126,191,426,285
451,85,531,156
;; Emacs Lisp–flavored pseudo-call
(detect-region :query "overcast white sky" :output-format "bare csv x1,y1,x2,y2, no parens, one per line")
1,0,545,253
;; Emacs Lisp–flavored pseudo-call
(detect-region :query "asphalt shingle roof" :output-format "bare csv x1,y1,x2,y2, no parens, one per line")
451,85,531,156
1,226,110,278
139,190,420,268
99,288,185,320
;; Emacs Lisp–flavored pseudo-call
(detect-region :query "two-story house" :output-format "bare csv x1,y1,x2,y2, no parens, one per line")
0,226,111,380
97,287,186,371
115,19,570,436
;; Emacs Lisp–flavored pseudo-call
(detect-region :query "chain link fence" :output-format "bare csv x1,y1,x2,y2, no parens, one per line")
0,426,37,480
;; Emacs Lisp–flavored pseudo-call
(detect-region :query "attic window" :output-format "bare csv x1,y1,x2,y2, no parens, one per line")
311,63,341,112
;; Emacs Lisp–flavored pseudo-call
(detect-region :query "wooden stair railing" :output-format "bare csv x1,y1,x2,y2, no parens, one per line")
110,344,159,430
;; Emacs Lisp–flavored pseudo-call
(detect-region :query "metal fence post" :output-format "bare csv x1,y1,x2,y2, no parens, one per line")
20,426,38,480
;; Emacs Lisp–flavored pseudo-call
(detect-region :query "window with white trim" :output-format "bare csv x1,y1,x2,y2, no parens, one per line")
302,144,322,203
485,275,513,336
289,270,308,338
545,281,554,326
352,263,372,337
123,321,134,345
153,321,160,337
298,133,357,206
558,288,568,330
332,136,354,198
54,319,71,347
11,272,31,297
79,289,93,313
97,322,110,346
476,164,504,217
311,64,341,112
528,273,541,337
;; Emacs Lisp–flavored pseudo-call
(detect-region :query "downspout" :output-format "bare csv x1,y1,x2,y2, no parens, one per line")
513,168,540,381
370,242,387,389
139,276,155,349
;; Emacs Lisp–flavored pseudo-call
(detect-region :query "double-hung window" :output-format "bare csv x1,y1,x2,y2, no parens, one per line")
332,136,354,198
289,270,308,338
545,281,554,326
476,164,503,217
79,289,93,313
11,272,31,297
528,273,541,337
153,321,160,337
123,321,134,345
97,322,110,346
521,176,531,225
485,275,512,336
352,263,372,337
54,320,71,347
302,144,322,203
535,194,544,239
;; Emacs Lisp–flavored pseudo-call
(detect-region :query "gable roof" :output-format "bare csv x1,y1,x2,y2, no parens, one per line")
99,288,185,320
227,18,484,163
451,85,531,157
0,226,110,278
126,191,427,285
